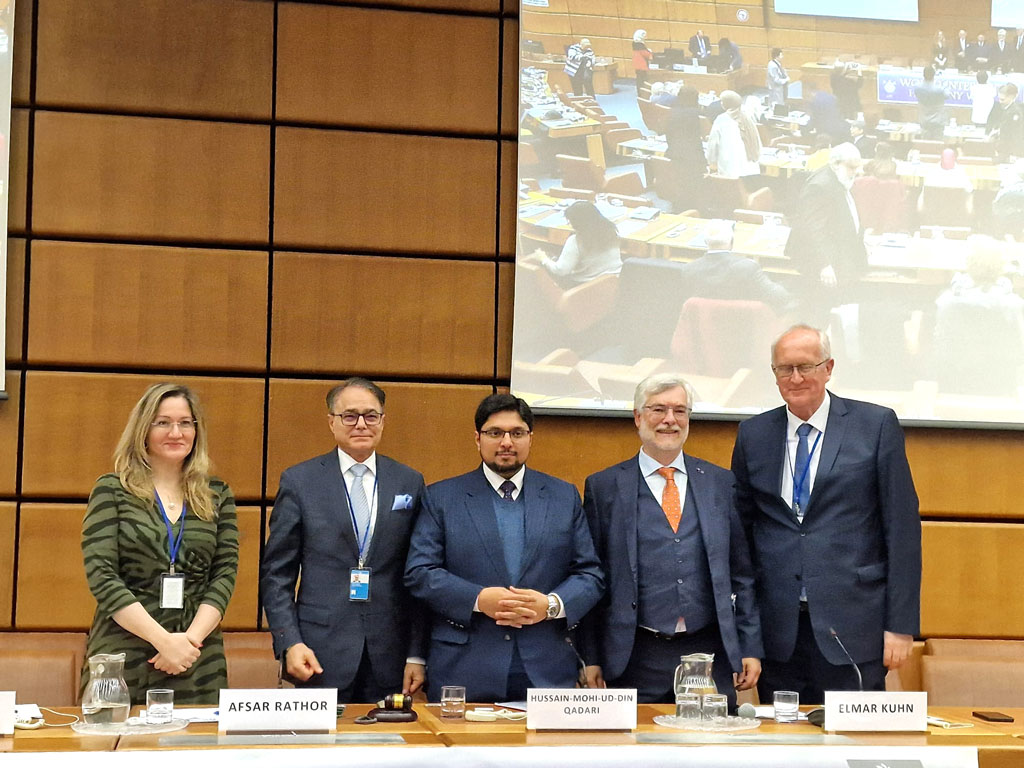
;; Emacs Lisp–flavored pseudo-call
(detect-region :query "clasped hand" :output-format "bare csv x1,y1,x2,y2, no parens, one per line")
478,586,548,628
149,632,202,675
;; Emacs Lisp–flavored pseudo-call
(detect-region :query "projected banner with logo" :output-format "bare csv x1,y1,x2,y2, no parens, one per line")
876,68,1024,107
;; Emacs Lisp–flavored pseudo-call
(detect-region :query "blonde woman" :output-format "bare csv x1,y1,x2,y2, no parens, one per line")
80,383,238,704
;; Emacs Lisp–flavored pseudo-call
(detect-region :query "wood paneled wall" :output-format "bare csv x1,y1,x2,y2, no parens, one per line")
2,0,1023,641
521,0,994,78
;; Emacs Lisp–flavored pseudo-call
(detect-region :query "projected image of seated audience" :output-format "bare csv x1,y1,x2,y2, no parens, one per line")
513,0,1024,425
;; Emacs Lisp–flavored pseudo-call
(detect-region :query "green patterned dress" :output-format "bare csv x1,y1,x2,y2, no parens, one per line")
80,474,239,705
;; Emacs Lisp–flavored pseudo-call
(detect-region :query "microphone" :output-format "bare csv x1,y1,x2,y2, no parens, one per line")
737,702,757,719
829,626,863,691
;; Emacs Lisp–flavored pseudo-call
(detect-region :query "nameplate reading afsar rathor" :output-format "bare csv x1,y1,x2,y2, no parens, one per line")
219,688,338,733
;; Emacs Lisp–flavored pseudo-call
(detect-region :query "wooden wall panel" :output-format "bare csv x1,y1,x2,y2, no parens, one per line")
618,0,668,22
271,252,495,378
32,113,270,244
502,19,519,138
921,522,1024,638
35,0,273,119
21,372,265,499
11,0,31,106
221,505,261,630
906,429,1024,519
0,375,19,496
265,379,492,495
570,0,618,16
499,140,516,257
667,3,717,24
17,503,260,631
274,128,497,256
320,0,501,12
0,503,13,628
27,242,268,371
5,239,24,364
277,5,499,135
9,109,28,234
497,261,514,380
530,415,739,491
523,11,572,35
17,504,92,629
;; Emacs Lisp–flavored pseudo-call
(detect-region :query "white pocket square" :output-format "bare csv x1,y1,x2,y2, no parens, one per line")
392,494,414,511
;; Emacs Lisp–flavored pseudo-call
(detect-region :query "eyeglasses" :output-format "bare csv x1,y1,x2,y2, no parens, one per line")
331,411,383,426
479,428,532,441
642,405,691,420
150,419,197,432
772,360,830,379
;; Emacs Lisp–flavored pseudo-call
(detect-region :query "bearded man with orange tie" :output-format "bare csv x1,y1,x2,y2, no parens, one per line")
579,374,763,710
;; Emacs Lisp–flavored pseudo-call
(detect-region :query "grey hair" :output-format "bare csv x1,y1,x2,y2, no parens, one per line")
633,373,697,412
829,142,861,168
704,219,735,251
771,324,832,362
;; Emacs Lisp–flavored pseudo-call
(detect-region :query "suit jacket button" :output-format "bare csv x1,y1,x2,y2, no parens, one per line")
631,602,637,609
504,634,511,641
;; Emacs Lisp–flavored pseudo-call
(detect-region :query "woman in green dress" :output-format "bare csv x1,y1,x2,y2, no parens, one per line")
81,383,239,705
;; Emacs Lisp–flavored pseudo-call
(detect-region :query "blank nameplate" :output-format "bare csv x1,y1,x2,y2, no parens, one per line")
0,692,13,735
218,688,337,733
526,688,637,730
160,733,406,747
824,691,927,732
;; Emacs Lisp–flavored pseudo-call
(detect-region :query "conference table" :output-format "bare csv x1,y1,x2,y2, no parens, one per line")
517,191,1020,286
521,56,620,95
6,704,1024,767
643,65,747,95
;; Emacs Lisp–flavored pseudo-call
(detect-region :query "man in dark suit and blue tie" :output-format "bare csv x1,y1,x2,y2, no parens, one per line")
731,325,921,704
261,378,427,701
579,374,762,709
405,394,604,702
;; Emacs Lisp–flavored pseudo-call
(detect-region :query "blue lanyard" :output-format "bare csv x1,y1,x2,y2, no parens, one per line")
342,471,378,565
154,491,186,574
792,430,823,511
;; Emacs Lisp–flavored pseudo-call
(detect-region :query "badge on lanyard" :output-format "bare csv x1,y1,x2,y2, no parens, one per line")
343,470,377,602
349,568,371,601
156,492,187,610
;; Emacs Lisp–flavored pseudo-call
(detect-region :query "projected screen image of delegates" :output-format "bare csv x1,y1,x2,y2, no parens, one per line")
511,2,1024,426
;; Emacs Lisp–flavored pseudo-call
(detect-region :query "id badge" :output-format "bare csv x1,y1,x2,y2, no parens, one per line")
160,573,186,609
349,568,371,601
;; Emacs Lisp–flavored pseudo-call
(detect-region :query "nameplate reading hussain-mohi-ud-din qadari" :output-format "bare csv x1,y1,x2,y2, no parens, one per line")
218,688,338,733
527,688,637,730
824,691,927,732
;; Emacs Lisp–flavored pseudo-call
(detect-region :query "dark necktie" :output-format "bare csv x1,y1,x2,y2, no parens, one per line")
499,480,515,500
793,423,813,517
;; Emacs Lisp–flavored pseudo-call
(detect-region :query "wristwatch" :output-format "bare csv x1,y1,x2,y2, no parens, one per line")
546,594,560,620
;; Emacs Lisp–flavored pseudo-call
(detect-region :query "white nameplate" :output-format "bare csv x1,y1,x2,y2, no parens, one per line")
0,691,13,735
824,691,927,732
218,688,337,733
526,688,637,730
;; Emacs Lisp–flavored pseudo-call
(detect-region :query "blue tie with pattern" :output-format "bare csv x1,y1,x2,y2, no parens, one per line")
349,463,371,546
793,423,813,518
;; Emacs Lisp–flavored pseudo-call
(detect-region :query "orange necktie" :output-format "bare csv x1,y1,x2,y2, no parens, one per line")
657,467,681,533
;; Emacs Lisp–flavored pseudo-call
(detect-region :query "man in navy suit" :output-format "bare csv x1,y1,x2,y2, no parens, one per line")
731,326,921,704
261,378,427,701
405,394,604,702
579,374,762,709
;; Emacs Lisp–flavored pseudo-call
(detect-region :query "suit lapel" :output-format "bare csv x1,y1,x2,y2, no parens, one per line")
364,456,393,566
763,406,789,495
320,451,360,561
684,454,717,559
616,458,641,578
520,469,549,578
465,468,511,584
806,393,848,514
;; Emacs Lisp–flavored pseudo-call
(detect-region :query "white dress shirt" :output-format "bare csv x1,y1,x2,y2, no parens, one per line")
779,392,831,522
638,448,689,508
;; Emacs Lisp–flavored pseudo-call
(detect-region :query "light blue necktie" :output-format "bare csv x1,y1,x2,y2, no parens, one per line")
349,463,372,549
793,423,813,518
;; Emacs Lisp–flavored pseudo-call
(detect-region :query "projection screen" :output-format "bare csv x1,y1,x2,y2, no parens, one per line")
511,2,1024,427
0,0,13,397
